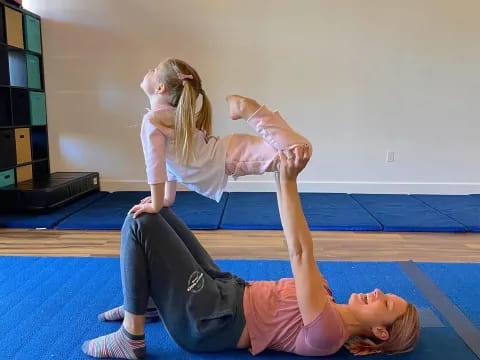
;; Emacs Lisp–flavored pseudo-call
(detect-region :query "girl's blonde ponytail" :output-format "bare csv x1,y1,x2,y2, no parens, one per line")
160,58,212,166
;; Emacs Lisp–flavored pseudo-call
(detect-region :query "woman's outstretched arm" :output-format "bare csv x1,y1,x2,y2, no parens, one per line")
276,147,328,325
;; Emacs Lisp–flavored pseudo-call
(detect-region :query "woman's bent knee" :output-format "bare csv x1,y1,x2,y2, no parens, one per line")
121,213,163,237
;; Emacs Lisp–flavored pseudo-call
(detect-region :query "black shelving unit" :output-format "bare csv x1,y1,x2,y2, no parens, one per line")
0,0,99,212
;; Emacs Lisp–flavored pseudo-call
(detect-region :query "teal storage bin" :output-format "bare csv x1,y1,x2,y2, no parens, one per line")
26,54,41,89
0,169,15,187
24,15,42,54
29,91,46,125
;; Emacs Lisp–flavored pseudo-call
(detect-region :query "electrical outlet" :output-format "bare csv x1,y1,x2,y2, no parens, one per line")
386,151,395,162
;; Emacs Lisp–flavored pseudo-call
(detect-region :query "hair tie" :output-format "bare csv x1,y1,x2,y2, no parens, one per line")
177,73,194,80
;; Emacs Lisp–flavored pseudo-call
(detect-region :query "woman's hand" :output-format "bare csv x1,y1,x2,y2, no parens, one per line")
278,145,311,183
128,202,158,218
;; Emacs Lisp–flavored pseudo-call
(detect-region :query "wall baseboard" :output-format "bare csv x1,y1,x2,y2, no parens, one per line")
100,179,480,195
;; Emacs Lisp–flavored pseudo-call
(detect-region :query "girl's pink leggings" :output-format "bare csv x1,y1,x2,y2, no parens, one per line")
225,105,311,177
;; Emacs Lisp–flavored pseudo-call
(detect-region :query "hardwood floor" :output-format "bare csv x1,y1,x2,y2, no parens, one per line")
1,228,479,262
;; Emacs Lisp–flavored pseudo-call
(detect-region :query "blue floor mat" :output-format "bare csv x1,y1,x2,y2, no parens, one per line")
301,193,382,231
352,194,467,232
220,193,382,231
3,192,478,232
220,192,282,230
56,191,228,230
0,257,477,360
414,195,480,232
417,263,480,331
0,191,108,229
170,191,228,230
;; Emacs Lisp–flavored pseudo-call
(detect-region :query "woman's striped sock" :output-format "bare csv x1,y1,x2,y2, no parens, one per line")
98,306,160,322
82,326,146,359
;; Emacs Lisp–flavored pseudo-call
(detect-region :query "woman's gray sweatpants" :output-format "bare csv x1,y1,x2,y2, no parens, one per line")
120,208,247,352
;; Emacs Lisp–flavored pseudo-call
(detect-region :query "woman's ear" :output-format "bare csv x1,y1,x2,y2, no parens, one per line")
372,326,389,341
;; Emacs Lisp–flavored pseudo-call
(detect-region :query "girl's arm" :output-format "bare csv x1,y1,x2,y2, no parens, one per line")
133,111,170,217
164,180,177,207
137,180,177,207
276,147,327,325
149,183,165,212
129,183,165,218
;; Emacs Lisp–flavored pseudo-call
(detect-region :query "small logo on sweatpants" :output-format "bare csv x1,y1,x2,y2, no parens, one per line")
187,271,204,293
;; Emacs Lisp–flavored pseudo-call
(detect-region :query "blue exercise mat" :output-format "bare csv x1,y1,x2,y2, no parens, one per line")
351,194,467,232
220,192,382,231
220,192,281,230
0,191,108,229
56,191,228,230
301,193,382,231
170,191,228,230
414,195,480,232
418,263,480,330
0,257,477,359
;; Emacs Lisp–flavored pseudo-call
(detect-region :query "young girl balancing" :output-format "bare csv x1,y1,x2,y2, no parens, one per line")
129,58,311,218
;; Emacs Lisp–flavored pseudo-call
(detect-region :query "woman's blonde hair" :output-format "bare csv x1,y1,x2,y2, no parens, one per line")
158,58,212,166
345,303,420,356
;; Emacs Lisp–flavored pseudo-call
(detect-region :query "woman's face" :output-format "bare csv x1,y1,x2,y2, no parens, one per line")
348,289,408,328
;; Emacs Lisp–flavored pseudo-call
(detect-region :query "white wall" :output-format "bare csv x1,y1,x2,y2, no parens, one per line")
23,0,480,194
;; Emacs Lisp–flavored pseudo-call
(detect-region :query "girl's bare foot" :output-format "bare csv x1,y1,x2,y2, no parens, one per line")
226,95,261,120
